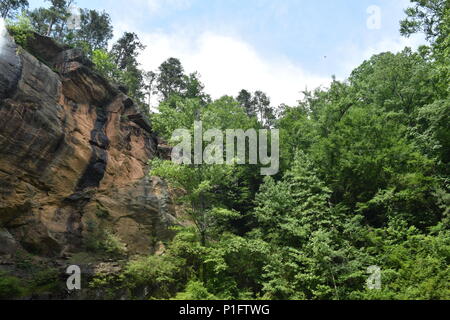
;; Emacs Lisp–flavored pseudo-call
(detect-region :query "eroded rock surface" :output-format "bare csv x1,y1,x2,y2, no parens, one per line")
0,32,178,261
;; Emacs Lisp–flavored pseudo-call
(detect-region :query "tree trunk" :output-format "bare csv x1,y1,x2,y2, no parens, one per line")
46,19,54,37
1,7,10,18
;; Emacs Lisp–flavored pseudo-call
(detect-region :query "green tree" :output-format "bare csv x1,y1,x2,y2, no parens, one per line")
109,32,147,107
70,8,113,53
252,152,369,299
400,0,449,41
151,97,257,246
183,72,211,104
401,0,450,95
111,32,145,70
0,0,28,19
237,89,256,117
349,49,436,120
254,152,333,246
143,70,157,110
5,12,34,48
252,90,276,128
29,0,73,40
92,49,121,80
157,57,187,100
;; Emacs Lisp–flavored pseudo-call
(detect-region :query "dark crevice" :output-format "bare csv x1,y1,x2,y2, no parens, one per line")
75,105,110,191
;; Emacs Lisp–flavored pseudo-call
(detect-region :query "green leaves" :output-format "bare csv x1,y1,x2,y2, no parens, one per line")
400,0,450,96
6,12,34,48
0,0,28,19
75,9,113,52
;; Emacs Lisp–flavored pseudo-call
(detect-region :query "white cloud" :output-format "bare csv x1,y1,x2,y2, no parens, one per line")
123,0,426,107
138,31,331,107
145,0,192,14
363,34,426,57
336,33,426,79
0,18,6,56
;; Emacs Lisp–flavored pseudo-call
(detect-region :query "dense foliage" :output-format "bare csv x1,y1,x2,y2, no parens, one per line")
142,0,450,300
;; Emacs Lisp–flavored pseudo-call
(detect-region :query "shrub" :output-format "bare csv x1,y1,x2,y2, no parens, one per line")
124,255,183,299
173,280,217,300
85,221,127,258
92,49,121,81
102,231,127,256
0,273,25,299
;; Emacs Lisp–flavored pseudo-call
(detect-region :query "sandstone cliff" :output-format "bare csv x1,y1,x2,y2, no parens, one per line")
0,31,178,266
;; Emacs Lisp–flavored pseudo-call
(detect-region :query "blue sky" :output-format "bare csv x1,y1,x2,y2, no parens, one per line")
29,0,425,106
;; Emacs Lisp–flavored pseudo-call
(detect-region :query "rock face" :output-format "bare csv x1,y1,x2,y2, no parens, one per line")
0,32,178,259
